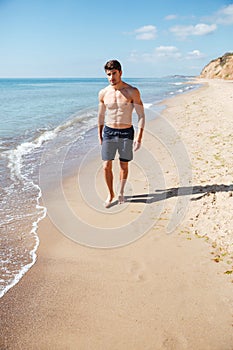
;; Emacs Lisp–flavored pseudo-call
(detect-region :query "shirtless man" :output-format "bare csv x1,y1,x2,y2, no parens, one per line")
98,60,145,208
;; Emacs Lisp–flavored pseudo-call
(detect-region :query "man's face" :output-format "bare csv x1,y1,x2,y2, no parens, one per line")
106,69,122,86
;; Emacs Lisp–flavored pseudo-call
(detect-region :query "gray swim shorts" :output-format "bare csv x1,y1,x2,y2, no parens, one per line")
101,125,134,162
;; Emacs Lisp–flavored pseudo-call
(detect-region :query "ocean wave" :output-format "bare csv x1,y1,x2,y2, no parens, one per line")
2,108,97,179
0,146,47,299
0,183,46,299
169,82,184,86
143,103,153,109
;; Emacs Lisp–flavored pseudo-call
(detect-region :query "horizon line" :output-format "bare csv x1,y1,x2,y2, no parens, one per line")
0,74,194,79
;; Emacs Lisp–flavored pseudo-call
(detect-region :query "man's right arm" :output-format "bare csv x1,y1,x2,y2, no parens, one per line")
98,90,106,145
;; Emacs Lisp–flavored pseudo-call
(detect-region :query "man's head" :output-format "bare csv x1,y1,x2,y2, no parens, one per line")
104,60,122,86
104,60,122,72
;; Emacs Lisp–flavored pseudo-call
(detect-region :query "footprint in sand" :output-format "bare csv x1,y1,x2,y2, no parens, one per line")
128,260,147,282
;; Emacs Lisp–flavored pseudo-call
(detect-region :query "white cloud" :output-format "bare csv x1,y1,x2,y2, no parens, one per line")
215,4,233,25
128,51,139,62
186,50,206,60
164,14,177,21
193,23,217,35
128,46,182,63
134,25,157,40
170,23,217,39
128,47,206,64
155,46,181,58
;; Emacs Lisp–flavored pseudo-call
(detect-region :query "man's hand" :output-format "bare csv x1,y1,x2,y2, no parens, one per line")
134,141,141,151
98,124,104,145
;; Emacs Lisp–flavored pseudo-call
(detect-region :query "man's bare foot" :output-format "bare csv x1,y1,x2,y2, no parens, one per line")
104,193,115,208
118,194,125,204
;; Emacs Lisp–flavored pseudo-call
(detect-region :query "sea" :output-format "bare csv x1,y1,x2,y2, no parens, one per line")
0,76,198,298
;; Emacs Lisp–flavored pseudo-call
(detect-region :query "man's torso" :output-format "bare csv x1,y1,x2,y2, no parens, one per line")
102,83,135,129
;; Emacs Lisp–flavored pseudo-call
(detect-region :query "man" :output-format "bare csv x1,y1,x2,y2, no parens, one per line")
98,60,145,208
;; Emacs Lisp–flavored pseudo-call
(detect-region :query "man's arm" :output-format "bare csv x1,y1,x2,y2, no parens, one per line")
98,90,106,145
133,88,145,150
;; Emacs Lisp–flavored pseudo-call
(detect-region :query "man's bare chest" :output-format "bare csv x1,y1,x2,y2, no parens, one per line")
104,89,133,105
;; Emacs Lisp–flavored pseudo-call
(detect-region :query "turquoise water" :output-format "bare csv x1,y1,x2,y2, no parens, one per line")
0,76,198,298
0,78,105,141
0,76,194,141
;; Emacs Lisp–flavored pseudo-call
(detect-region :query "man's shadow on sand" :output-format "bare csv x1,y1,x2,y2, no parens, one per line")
122,184,233,205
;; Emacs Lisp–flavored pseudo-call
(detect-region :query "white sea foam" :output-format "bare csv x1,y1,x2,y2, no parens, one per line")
0,131,54,298
170,82,184,86
143,103,153,109
0,183,47,299
185,85,193,90
4,129,57,181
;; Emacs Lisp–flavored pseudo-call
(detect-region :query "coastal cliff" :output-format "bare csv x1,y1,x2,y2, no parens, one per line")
200,52,233,80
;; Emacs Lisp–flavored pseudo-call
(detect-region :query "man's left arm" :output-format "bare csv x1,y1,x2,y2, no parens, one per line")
133,88,145,151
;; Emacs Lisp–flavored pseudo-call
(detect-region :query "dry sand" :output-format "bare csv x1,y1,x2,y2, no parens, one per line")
1,79,233,349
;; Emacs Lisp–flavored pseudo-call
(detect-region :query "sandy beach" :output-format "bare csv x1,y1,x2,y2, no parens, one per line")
1,79,233,349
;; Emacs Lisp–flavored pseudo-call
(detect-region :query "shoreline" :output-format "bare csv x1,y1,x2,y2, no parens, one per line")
1,79,233,349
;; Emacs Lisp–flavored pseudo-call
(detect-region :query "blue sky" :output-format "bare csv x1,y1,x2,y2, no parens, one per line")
0,0,233,77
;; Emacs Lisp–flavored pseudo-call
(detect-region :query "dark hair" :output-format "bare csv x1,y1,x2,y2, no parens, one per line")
104,60,122,72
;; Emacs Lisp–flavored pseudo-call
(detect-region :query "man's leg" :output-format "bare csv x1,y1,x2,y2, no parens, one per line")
118,161,128,204
103,160,115,208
